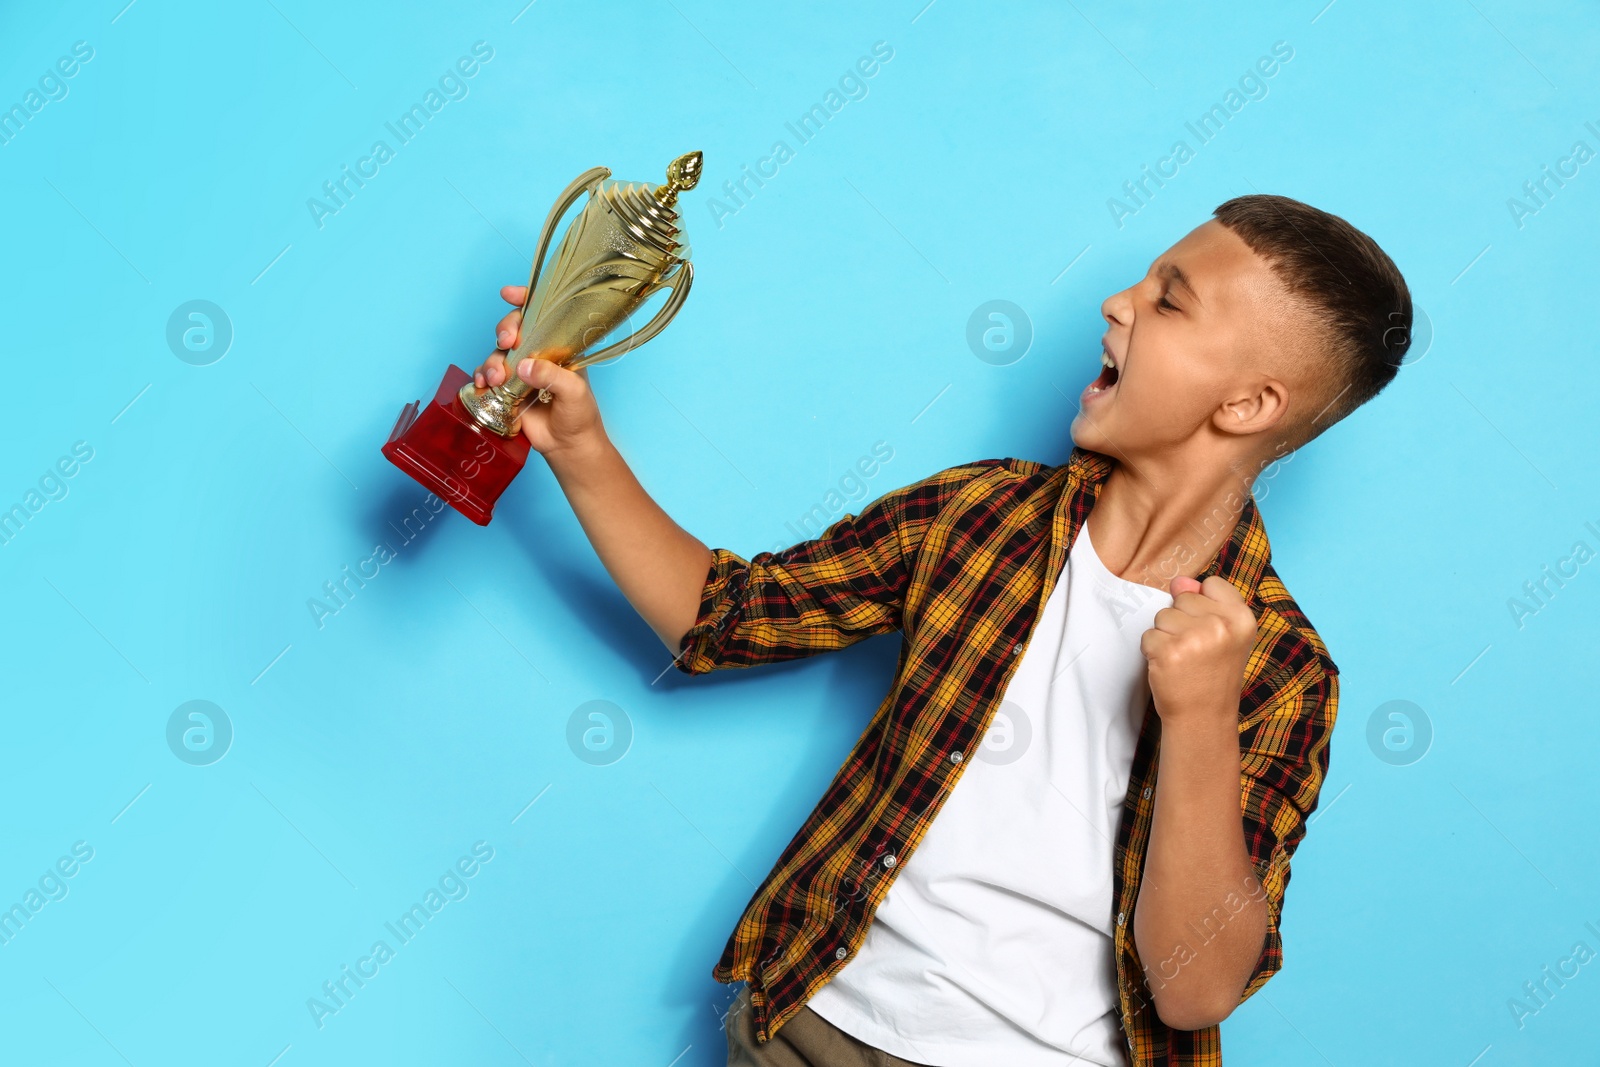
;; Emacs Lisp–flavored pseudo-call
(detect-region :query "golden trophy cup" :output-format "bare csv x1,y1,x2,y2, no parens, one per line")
383,150,703,524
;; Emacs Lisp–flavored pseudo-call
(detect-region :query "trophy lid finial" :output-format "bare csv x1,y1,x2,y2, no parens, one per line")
656,151,704,204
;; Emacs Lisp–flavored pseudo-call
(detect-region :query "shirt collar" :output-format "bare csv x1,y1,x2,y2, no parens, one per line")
1059,446,1272,596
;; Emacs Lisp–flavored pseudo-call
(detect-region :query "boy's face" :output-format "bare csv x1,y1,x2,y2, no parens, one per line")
1071,219,1305,462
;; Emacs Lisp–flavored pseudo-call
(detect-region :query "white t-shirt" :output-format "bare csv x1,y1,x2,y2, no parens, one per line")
806,518,1171,1067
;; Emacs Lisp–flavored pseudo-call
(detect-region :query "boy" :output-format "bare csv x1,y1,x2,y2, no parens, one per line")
470,194,1411,1065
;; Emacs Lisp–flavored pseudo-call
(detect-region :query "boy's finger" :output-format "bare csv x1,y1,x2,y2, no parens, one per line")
477,350,507,389
495,309,522,351
500,284,528,306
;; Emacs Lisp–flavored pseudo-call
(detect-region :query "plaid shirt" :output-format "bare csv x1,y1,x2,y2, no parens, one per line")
675,446,1339,1065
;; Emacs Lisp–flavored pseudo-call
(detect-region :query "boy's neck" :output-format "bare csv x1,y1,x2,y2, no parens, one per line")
1085,453,1257,591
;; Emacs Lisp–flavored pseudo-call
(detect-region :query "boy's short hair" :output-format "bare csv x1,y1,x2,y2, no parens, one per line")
1212,194,1411,448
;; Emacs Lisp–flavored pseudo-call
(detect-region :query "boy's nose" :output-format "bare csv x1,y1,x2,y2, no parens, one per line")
1101,286,1135,327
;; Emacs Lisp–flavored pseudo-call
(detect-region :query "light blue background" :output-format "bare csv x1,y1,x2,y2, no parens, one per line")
2,1,1597,1064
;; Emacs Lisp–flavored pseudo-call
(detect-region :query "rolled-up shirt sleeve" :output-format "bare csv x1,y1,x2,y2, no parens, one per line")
1236,664,1338,1000
675,460,1003,675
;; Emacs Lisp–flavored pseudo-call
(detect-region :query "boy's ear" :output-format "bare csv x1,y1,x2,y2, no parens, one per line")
1214,377,1290,437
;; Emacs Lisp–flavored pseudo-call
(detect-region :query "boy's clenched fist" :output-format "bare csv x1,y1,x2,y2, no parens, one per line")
1140,575,1259,723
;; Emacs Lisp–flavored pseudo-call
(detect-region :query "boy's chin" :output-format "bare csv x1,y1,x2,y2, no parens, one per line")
1070,416,1138,463
1069,413,1109,453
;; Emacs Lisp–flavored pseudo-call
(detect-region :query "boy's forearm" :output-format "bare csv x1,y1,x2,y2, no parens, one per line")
544,432,713,653
1132,715,1268,1030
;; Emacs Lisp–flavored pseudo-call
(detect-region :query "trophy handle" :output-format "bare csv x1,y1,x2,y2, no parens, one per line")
518,166,612,325
567,261,695,372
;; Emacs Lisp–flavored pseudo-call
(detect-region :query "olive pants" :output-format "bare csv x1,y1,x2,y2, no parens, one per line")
725,985,937,1067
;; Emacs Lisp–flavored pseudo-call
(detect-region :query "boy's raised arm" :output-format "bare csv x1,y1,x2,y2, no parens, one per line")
473,284,712,653
478,284,1000,670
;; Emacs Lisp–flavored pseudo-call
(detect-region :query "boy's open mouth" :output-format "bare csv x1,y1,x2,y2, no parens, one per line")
1085,346,1119,398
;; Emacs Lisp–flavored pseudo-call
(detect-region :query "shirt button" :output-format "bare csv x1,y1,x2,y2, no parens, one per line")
835,946,848,960
1011,643,1023,655
883,853,897,869
950,750,964,764
1117,911,1126,926
1142,787,1152,799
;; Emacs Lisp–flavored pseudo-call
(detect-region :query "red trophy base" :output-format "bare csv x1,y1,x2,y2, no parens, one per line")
381,365,530,525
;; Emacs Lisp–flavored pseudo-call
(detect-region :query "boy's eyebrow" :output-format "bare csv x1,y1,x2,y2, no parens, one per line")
1155,262,1202,307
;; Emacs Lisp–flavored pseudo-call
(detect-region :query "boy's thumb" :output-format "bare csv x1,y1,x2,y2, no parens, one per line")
516,355,580,399
1169,575,1203,597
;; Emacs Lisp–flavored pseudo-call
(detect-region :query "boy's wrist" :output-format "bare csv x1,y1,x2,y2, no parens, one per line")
543,427,614,476
1154,711,1240,766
